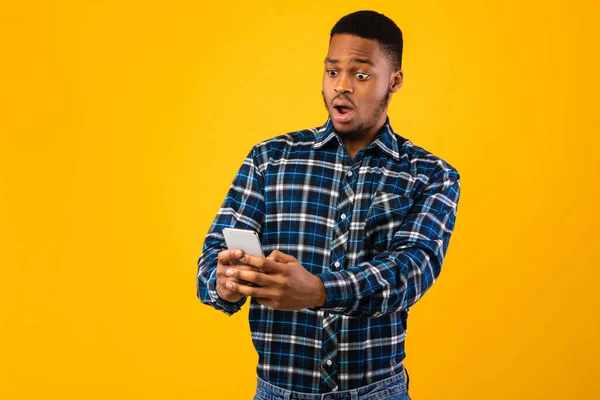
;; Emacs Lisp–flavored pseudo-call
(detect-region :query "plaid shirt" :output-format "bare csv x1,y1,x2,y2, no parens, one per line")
197,117,460,393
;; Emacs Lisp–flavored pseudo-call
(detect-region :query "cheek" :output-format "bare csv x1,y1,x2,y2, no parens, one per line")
322,80,334,97
361,84,388,105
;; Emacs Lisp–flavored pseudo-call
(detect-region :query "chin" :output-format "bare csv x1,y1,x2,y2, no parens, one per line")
332,123,363,140
330,118,353,133
333,122,359,135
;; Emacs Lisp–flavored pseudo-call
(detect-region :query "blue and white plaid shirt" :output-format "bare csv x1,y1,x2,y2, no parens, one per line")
197,117,460,393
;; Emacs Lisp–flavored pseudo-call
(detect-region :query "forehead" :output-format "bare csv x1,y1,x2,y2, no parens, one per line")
326,34,386,65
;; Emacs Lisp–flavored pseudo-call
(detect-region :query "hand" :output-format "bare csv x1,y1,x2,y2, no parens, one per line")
224,250,327,311
215,249,260,303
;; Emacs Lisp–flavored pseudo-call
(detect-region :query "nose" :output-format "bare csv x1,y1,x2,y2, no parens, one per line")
334,73,353,94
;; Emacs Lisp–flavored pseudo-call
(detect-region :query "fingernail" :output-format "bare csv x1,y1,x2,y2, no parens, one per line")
226,282,234,290
226,269,234,277
234,250,242,257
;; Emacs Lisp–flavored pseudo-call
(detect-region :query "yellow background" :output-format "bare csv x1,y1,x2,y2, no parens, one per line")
1,1,599,399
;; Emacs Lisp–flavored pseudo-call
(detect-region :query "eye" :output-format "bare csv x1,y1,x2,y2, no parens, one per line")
327,70,338,77
355,73,370,81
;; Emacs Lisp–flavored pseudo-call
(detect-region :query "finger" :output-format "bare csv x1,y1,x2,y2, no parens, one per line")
241,254,283,274
231,269,274,286
231,265,260,272
226,281,270,297
229,277,257,286
216,281,244,302
268,250,297,263
217,249,231,264
221,264,259,278
223,265,259,274
218,249,244,264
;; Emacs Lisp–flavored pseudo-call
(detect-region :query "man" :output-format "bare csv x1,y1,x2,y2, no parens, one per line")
197,10,460,400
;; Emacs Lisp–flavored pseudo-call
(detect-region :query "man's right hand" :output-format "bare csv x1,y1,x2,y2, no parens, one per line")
215,249,259,303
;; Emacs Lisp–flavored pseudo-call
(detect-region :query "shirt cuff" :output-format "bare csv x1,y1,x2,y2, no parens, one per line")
314,270,357,312
207,268,247,316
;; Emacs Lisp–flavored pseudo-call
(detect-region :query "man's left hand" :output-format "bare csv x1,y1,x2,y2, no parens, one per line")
224,250,327,311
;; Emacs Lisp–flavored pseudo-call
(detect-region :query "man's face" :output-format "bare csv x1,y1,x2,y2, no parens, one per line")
322,34,401,138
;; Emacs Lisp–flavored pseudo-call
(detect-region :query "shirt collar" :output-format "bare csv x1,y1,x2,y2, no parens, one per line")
312,117,401,161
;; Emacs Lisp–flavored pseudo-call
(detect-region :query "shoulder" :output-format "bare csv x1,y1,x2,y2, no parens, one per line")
254,126,321,152
398,136,460,188
248,125,323,168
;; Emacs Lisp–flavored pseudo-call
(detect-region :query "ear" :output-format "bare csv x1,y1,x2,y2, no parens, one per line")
390,69,403,93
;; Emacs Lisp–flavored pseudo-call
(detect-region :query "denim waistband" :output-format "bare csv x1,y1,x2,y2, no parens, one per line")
255,367,409,400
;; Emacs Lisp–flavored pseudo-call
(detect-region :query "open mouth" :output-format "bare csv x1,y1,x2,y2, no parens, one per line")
332,105,354,123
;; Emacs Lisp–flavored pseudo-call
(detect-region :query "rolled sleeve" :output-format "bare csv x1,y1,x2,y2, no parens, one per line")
196,147,266,316
315,168,460,318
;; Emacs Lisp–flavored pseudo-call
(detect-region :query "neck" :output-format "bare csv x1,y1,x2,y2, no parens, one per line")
340,116,387,160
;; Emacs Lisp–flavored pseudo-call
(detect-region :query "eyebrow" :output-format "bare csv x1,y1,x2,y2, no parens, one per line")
325,57,376,67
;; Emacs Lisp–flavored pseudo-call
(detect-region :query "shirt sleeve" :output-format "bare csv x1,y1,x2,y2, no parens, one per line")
196,146,266,316
316,167,461,318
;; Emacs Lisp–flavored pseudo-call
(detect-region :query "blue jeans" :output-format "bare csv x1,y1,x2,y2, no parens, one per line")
253,369,411,400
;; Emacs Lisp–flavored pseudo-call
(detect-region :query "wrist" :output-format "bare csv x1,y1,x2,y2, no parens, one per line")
313,275,327,308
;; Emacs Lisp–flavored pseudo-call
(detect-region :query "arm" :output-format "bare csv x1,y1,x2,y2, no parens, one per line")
196,147,266,316
317,167,460,318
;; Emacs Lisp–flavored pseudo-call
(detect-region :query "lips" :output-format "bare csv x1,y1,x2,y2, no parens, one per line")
332,99,355,123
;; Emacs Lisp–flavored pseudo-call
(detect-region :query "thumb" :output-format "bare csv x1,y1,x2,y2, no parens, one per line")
268,250,297,263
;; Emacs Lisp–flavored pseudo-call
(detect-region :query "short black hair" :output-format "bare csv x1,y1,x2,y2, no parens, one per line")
330,10,403,70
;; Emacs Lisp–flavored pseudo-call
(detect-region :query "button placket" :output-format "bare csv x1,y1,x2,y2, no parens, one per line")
319,153,357,393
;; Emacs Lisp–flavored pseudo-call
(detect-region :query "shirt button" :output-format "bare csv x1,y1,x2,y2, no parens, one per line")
347,170,353,177
326,359,333,366
334,261,340,268
340,213,347,220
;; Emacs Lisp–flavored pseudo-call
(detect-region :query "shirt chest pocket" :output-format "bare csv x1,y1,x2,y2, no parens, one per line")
364,192,413,253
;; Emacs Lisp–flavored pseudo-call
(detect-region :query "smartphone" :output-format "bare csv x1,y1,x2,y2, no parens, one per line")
222,228,264,258
222,228,265,287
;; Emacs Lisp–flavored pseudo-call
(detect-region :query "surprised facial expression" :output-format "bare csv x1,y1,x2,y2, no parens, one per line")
322,34,402,139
